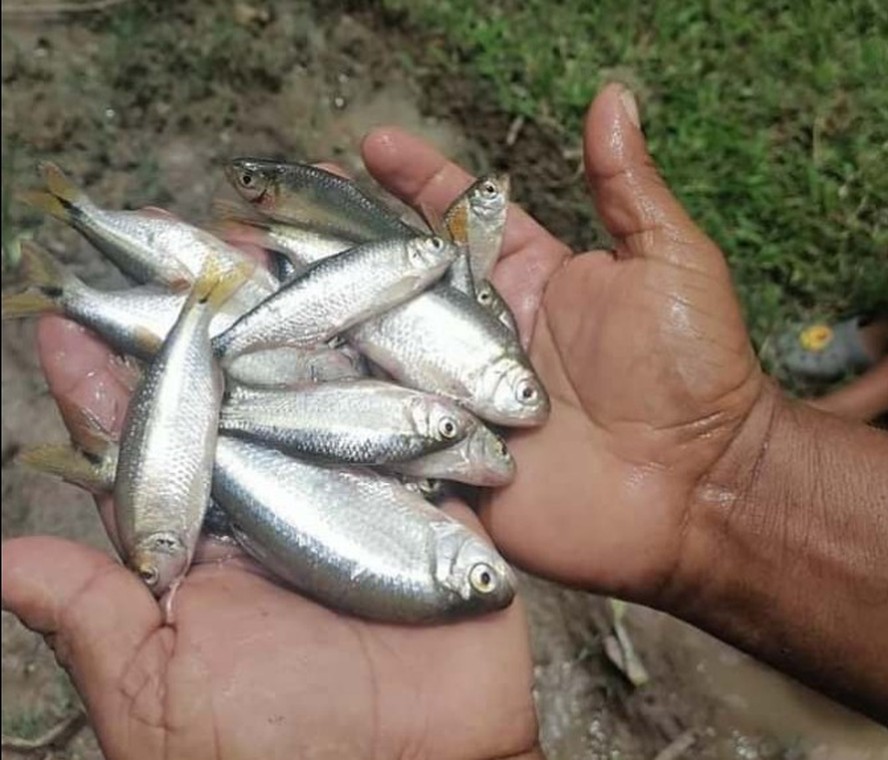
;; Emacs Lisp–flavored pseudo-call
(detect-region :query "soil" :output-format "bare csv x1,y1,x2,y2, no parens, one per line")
1,3,885,759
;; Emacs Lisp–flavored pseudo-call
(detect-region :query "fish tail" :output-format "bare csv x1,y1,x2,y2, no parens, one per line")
1,241,80,319
18,162,87,221
18,442,116,493
187,257,255,312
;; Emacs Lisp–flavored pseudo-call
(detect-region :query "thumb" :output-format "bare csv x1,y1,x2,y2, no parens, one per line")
2,537,161,718
584,83,727,275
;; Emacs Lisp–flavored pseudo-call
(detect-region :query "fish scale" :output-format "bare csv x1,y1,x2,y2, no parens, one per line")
219,379,475,464
212,436,516,623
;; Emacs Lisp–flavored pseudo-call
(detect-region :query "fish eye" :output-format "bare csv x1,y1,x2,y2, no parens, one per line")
478,288,492,304
516,378,539,403
482,181,498,195
138,566,159,586
240,172,254,187
429,236,445,250
438,416,459,439
469,563,498,594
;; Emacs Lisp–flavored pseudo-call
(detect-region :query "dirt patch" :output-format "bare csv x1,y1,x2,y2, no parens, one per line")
1,4,882,759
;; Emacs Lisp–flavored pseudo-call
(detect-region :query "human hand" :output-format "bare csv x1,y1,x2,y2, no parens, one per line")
2,296,537,758
361,83,765,605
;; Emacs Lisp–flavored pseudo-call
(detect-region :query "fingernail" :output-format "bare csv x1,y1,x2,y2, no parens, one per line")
618,87,641,129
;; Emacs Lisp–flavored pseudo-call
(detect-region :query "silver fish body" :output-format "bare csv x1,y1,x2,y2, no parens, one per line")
348,284,549,426
212,436,516,622
114,283,225,596
219,379,476,464
225,344,367,387
389,417,515,486
444,174,510,287
226,158,417,242
477,280,518,334
213,235,457,362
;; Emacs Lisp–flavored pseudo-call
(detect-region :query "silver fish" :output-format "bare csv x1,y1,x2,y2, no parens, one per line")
210,198,355,272
444,174,510,287
213,235,457,362
226,158,416,242
348,284,549,426
212,436,516,622
22,162,277,310
476,280,519,334
2,242,241,359
225,344,366,387
389,417,515,486
219,379,476,464
114,264,246,596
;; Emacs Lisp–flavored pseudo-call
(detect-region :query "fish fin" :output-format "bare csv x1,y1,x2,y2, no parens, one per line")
444,247,476,297
187,258,255,312
417,202,449,239
1,291,60,319
443,201,469,245
2,240,82,318
18,442,116,493
210,197,272,228
39,161,86,206
139,206,178,220
17,190,71,222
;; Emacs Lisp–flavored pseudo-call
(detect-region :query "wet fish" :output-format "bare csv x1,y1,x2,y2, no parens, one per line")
225,344,366,387
20,162,278,310
348,284,549,426
476,281,518,334
210,198,354,272
225,158,417,242
444,174,510,287
18,439,118,494
213,235,457,363
212,436,516,622
219,379,476,464
2,242,241,359
388,417,515,486
114,262,248,597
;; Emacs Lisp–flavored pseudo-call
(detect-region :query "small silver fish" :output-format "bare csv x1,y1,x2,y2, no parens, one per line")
212,436,517,623
226,158,417,242
348,284,549,427
21,162,277,311
2,242,241,359
213,235,458,362
114,262,248,597
219,379,476,464
210,198,355,272
225,344,366,387
389,417,515,486
444,174,510,287
476,280,519,334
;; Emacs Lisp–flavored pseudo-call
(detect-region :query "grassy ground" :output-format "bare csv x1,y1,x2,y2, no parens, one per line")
382,0,888,350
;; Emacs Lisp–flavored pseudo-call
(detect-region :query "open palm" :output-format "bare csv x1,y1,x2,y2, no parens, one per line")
360,84,763,601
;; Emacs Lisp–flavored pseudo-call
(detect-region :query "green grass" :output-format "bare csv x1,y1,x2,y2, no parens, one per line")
382,0,888,348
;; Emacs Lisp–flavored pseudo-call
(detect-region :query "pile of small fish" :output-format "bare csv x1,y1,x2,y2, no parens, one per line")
3,157,550,623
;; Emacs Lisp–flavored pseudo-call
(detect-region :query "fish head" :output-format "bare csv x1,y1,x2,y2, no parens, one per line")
404,236,458,276
468,174,510,224
435,527,516,613
226,159,276,207
464,423,516,486
130,532,189,597
416,397,473,445
476,356,550,426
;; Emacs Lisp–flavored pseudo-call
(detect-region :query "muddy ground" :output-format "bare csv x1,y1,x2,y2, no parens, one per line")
2,3,886,759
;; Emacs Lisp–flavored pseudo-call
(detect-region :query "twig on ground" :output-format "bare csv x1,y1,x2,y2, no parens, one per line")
1,0,129,16
652,729,697,760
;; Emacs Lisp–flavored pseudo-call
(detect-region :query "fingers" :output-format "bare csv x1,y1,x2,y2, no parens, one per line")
361,127,565,261
584,84,725,273
37,316,132,440
1,537,161,708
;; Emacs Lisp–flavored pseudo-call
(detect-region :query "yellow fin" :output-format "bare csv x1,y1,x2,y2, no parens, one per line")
418,201,450,240
39,161,85,206
17,190,70,222
18,443,116,494
19,240,68,288
187,258,255,312
1,291,60,319
444,201,469,245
